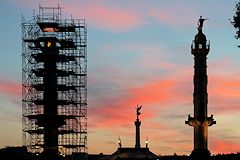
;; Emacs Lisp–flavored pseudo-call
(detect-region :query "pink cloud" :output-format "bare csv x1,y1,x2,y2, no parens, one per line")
63,3,144,32
149,9,179,26
0,79,21,97
9,0,144,32
148,4,197,29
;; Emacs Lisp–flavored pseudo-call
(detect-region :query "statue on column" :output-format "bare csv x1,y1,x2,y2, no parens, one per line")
135,105,142,148
198,16,209,32
136,105,142,119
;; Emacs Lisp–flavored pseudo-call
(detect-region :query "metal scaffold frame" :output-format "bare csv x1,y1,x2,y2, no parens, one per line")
22,5,87,157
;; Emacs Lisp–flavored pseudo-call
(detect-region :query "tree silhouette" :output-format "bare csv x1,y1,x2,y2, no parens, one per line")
232,1,240,41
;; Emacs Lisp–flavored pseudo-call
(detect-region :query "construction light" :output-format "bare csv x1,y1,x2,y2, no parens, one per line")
47,42,51,48
43,27,59,32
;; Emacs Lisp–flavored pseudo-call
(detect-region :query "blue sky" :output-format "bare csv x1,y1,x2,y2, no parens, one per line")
0,0,240,155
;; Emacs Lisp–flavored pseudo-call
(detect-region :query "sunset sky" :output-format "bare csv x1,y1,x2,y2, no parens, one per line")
1,0,240,156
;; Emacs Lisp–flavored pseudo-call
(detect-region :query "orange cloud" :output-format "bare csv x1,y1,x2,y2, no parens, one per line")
210,76,240,98
88,58,240,154
208,75,240,114
210,138,240,154
129,79,178,105
89,76,190,129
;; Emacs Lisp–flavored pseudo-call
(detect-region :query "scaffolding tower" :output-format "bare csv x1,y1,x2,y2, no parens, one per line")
22,5,87,158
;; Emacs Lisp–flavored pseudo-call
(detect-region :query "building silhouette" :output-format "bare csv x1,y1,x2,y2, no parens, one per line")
100,106,159,160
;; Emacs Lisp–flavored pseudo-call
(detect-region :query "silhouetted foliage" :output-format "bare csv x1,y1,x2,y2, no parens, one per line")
232,1,240,40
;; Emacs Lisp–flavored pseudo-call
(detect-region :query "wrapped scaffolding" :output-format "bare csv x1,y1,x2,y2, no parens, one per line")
22,5,87,158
